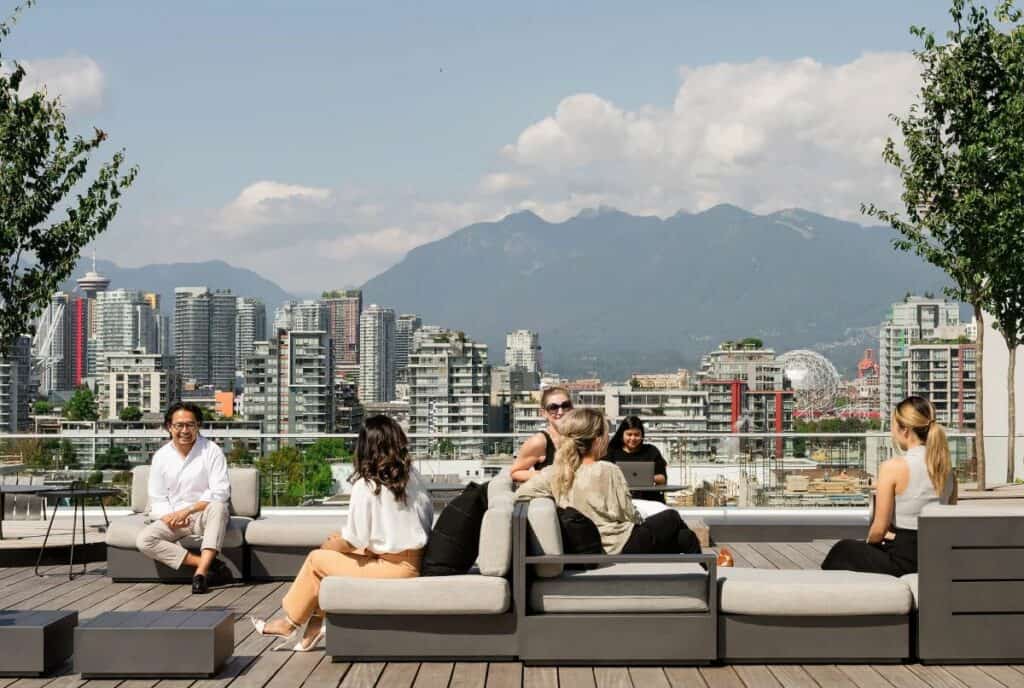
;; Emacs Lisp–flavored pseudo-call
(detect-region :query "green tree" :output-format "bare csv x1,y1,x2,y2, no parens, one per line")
862,0,1024,487
95,446,129,471
0,2,137,353
226,443,253,465
64,386,98,421
436,438,456,458
33,400,53,415
988,250,1024,483
258,446,304,506
118,406,143,422
59,439,77,469
303,437,351,464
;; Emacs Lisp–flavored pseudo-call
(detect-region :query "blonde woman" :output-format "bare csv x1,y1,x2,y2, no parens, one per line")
510,386,573,482
518,408,732,563
822,396,955,575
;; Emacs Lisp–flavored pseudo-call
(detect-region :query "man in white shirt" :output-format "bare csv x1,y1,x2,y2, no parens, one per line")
135,401,233,594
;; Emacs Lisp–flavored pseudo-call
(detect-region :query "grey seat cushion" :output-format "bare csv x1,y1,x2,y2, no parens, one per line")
132,464,261,518
718,568,913,616
244,516,342,547
487,471,514,503
106,513,250,549
530,562,709,613
526,498,564,578
901,573,918,609
476,494,513,576
320,574,510,615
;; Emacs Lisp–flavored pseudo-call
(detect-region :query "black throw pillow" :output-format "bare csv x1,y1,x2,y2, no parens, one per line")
420,482,489,576
557,506,603,570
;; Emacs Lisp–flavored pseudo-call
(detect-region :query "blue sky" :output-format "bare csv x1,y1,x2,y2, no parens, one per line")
8,1,958,291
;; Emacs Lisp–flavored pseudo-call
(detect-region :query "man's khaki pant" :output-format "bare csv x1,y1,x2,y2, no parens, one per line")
135,501,230,570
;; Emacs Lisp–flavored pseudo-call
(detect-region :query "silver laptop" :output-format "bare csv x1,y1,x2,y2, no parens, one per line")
617,461,655,488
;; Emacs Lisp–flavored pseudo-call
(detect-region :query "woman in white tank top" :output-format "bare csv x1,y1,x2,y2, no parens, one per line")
822,396,954,576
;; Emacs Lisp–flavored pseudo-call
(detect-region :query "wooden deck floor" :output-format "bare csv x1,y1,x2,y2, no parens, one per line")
3,541,1024,688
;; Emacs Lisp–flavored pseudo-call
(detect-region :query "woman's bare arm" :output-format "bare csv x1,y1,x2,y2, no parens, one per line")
511,433,548,482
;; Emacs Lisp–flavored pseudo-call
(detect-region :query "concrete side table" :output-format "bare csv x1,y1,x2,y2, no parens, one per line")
75,610,233,677
0,610,78,676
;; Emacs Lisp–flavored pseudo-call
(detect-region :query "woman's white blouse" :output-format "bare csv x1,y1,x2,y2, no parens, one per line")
342,469,433,553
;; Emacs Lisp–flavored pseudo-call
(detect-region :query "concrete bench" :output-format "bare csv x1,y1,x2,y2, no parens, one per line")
321,473,517,661
75,610,233,677
0,610,77,677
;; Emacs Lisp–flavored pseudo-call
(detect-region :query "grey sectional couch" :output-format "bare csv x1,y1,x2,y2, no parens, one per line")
320,472,518,661
106,465,259,582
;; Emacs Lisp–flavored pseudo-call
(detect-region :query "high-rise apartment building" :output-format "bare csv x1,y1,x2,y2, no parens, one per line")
95,351,178,419
906,342,977,430
33,292,91,395
321,289,362,377
235,297,266,373
879,297,962,420
243,329,335,439
505,329,542,374
274,300,327,332
408,327,490,455
174,287,237,390
359,305,396,403
394,314,422,381
0,336,32,431
94,289,160,357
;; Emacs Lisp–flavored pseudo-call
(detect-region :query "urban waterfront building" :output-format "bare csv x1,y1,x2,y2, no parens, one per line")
242,329,335,441
408,327,490,455
906,342,977,430
33,292,90,395
174,287,237,390
94,289,160,357
505,329,542,373
95,350,178,419
394,314,422,382
321,289,363,378
275,300,328,332
359,305,396,403
235,297,267,374
0,336,32,432
879,297,962,420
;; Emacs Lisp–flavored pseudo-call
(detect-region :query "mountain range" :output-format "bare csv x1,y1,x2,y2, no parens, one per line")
66,205,955,379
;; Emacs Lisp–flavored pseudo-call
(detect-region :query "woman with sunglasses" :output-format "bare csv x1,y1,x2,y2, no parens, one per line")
510,386,573,482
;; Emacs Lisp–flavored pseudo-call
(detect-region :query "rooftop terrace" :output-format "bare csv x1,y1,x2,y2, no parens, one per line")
4,534,1024,688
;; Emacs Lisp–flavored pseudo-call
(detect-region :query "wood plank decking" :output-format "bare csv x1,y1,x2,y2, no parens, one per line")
2,542,1023,688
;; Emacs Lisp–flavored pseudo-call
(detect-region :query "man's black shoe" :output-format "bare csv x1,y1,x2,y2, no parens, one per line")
208,558,235,587
192,574,209,595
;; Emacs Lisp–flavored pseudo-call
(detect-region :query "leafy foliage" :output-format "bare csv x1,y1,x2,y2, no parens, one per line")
95,446,129,471
63,386,97,421
0,2,137,352
258,444,336,505
118,406,142,422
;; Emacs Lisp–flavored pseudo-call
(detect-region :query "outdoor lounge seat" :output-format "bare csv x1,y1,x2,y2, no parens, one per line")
106,465,259,582
244,515,342,580
321,471,518,661
917,501,1024,664
716,567,913,663
515,498,718,666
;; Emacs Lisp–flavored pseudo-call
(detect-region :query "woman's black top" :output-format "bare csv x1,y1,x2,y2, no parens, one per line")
535,431,556,470
605,443,668,502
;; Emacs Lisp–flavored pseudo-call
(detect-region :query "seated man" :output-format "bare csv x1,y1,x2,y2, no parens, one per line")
136,401,233,594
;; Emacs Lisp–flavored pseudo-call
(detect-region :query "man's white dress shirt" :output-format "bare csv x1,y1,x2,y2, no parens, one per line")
147,435,231,518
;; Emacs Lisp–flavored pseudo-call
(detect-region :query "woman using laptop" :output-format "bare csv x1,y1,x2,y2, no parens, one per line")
605,416,668,503
517,408,733,566
510,386,573,482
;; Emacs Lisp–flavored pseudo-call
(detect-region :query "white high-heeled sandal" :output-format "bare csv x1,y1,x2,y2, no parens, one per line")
292,620,326,652
249,616,301,651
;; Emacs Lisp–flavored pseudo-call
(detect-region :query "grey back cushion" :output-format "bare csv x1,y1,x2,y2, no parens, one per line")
132,465,261,518
526,498,564,578
476,493,514,577
487,470,514,504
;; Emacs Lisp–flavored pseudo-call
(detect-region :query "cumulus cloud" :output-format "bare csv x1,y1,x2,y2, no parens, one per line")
493,52,921,221
112,52,923,291
16,56,105,113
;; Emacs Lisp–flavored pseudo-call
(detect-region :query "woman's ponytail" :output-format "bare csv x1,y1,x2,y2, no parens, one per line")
925,420,952,496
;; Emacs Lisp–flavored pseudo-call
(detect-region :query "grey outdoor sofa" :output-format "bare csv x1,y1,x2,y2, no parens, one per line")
320,472,518,661
515,498,718,666
105,465,260,582
244,516,341,580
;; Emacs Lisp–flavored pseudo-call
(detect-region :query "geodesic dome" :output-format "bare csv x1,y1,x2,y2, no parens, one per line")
780,349,841,414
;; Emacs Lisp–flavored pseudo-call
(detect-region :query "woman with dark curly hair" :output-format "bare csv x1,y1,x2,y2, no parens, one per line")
251,415,433,651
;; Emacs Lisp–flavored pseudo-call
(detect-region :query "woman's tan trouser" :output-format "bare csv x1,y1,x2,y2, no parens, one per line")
281,541,422,625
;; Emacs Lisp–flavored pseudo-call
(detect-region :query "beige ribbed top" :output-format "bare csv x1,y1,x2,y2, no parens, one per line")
517,461,642,554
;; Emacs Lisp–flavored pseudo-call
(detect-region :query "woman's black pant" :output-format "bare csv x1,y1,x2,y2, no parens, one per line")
821,528,918,576
622,509,702,555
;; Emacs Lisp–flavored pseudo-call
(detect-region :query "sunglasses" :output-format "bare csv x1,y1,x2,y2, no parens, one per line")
545,401,574,413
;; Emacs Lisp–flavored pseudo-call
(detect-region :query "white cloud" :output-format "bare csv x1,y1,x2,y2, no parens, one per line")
16,56,105,114
108,52,923,291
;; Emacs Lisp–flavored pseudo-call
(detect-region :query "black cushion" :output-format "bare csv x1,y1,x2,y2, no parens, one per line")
420,482,488,576
557,506,603,569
